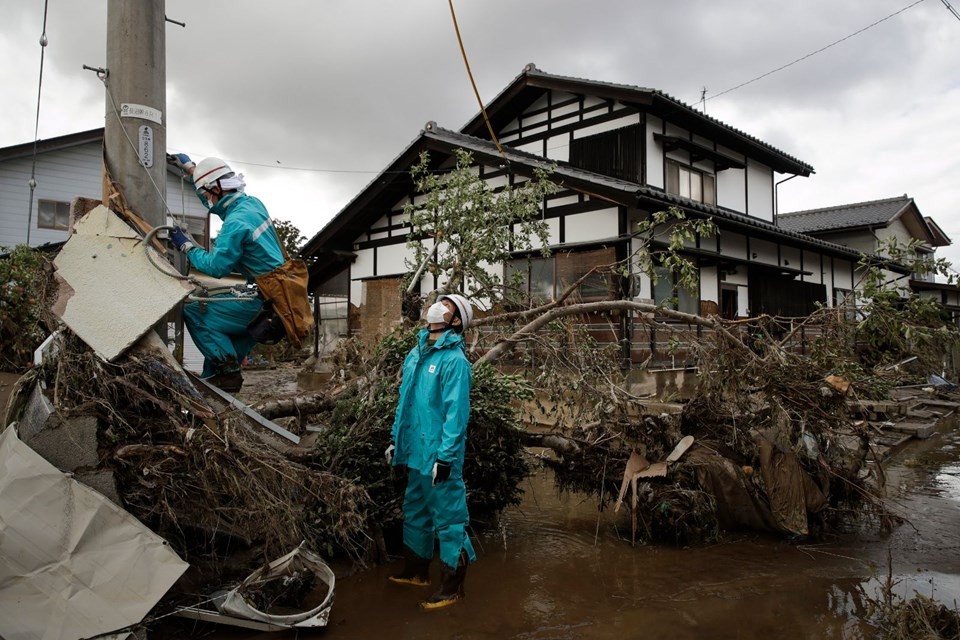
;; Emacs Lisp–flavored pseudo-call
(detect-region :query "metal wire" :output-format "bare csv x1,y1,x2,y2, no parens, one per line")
99,73,176,219
26,0,50,246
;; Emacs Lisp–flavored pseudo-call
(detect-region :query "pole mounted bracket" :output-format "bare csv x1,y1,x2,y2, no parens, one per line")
82,64,108,81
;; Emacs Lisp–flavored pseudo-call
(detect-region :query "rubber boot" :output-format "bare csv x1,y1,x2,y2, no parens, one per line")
203,358,244,393
420,551,467,609
388,546,431,587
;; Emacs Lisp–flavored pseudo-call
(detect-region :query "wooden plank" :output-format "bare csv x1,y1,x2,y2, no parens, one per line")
888,421,938,440
905,408,939,420
914,399,960,409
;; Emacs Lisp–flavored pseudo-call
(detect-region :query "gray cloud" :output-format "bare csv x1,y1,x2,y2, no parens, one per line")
2,0,958,269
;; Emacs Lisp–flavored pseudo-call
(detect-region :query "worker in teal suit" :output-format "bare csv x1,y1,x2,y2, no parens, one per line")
385,293,477,609
166,153,285,393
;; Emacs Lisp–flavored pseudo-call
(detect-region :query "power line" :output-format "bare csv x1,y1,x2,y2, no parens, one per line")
703,0,929,103
26,0,50,246
941,0,960,21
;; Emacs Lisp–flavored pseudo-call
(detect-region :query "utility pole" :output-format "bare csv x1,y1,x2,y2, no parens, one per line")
104,0,166,229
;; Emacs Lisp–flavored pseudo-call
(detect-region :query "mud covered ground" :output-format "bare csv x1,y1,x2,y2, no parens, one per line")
157,367,960,640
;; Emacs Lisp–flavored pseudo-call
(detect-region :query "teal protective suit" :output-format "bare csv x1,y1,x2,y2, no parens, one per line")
183,191,285,377
391,328,477,569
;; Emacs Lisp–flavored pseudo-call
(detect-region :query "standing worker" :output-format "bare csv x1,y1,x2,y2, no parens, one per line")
385,294,477,609
166,153,285,392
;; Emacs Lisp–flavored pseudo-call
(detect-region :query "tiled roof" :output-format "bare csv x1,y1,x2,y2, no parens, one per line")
524,67,814,174
778,196,912,233
460,64,814,176
304,123,860,265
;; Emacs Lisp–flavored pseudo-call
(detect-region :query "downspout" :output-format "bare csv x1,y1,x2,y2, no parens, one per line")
773,174,799,225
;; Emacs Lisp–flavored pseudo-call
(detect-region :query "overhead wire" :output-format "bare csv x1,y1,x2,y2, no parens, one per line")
941,0,960,20
26,0,51,246
447,0,507,161
702,0,929,104
165,0,945,179
203,1,942,175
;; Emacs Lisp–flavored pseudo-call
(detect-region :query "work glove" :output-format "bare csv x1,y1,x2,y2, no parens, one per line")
170,227,195,252
432,460,451,486
384,443,395,465
166,152,195,173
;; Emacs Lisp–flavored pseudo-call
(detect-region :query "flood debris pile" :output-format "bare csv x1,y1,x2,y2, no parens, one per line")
7,332,371,560
515,300,960,545
866,557,960,639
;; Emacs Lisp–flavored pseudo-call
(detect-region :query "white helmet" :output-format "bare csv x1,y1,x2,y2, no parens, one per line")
439,293,474,330
193,157,235,193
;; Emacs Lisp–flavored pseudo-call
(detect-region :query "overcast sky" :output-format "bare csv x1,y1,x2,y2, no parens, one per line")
2,1,958,270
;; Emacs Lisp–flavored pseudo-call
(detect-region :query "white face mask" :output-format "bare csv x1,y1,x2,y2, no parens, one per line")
425,301,448,324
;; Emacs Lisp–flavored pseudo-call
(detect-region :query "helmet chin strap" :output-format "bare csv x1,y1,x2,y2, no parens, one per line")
428,324,450,334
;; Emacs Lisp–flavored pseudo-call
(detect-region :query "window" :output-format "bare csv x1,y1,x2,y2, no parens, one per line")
666,160,716,206
653,264,700,315
38,199,70,230
507,247,617,305
507,255,556,305
569,125,642,183
834,288,856,320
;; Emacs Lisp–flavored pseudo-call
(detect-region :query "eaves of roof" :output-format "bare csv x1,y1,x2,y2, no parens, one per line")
924,216,952,247
302,125,859,279
910,279,960,293
459,64,814,177
0,128,105,162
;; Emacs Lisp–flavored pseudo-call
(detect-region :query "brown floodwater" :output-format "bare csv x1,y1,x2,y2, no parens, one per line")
165,416,960,640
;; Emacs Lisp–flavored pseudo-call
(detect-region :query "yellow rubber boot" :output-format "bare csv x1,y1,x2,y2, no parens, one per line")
420,553,466,609
388,546,431,587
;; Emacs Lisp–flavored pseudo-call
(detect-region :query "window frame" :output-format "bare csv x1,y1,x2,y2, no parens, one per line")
665,159,716,206
506,247,618,306
37,199,71,231
652,263,700,315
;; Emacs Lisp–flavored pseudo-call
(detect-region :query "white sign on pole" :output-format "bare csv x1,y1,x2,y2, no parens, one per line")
120,102,163,125
139,125,154,168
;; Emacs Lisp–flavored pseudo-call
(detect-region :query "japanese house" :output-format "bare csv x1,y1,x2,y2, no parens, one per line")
300,65,919,366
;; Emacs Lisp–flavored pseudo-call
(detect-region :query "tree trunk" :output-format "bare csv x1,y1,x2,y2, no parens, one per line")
253,393,336,419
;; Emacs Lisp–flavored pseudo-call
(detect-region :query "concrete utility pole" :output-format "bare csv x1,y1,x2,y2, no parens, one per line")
104,0,166,229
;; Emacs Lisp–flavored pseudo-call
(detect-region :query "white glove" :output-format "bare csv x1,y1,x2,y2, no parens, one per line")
385,443,395,464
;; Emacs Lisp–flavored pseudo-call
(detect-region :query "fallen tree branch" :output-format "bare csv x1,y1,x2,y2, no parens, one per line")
477,299,759,366
521,431,585,455
115,443,187,459
253,393,336,420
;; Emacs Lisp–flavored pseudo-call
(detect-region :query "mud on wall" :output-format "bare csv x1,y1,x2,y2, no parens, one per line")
353,277,404,352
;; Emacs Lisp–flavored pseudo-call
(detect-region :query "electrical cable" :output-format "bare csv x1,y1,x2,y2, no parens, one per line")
702,0,929,103
26,0,50,246
941,0,960,20
447,0,507,161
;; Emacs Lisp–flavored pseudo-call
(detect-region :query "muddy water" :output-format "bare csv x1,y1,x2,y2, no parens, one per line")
178,417,960,640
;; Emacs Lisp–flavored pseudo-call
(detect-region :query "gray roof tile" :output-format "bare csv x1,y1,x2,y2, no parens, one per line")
778,196,912,233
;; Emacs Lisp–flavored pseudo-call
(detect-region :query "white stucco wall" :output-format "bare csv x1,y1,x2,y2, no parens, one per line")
716,167,746,213
746,160,774,221
645,115,664,189
564,207,619,242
